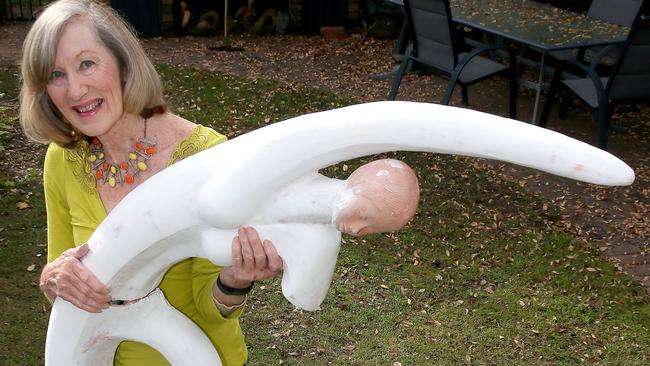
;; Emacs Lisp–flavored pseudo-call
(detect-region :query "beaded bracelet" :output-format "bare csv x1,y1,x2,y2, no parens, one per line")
216,275,254,296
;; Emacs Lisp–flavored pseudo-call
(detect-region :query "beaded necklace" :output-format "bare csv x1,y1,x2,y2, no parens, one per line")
89,119,157,188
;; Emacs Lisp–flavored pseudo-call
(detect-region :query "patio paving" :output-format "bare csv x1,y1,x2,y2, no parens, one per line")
1,21,648,293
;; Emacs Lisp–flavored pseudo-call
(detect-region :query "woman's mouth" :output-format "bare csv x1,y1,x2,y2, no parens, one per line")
73,99,103,115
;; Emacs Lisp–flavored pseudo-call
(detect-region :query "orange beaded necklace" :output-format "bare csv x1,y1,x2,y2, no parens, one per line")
89,119,157,188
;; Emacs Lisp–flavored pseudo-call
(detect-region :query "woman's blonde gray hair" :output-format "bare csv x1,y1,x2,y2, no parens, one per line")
20,0,165,146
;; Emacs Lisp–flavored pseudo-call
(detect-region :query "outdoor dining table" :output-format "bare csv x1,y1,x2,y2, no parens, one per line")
385,0,630,124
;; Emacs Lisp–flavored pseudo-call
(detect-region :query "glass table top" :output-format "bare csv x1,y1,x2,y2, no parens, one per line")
387,0,630,51
451,0,629,50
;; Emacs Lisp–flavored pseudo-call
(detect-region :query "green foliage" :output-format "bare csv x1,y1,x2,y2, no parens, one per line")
0,66,22,152
0,66,21,100
0,107,19,153
0,177,49,365
156,64,354,138
1,64,648,365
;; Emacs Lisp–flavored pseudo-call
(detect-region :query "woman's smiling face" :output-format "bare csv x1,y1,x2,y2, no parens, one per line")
46,17,124,137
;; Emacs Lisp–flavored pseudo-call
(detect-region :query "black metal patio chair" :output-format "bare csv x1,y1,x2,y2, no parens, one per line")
550,0,644,66
540,15,650,150
588,0,643,27
387,0,518,118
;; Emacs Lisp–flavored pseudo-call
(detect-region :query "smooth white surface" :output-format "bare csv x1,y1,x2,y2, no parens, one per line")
46,289,221,365
45,101,635,365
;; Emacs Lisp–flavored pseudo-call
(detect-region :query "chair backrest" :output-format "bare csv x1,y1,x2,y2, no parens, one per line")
588,0,644,26
403,0,459,72
607,15,650,101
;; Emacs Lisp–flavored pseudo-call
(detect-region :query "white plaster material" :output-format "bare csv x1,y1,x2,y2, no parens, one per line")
46,289,221,365
45,101,635,365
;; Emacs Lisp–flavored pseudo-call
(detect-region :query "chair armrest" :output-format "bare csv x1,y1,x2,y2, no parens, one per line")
588,44,624,69
563,59,608,107
457,45,507,66
453,45,515,78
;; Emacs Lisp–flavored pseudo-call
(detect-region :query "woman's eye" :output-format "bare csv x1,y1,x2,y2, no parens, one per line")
50,70,64,80
80,60,95,70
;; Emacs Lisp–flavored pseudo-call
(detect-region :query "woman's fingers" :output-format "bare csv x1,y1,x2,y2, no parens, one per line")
237,227,255,278
60,262,109,310
56,277,105,313
231,235,243,267
71,243,90,259
226,227,283,284
41,245,110,312
69,258,109,297
263,240,283,275
244,226,268,270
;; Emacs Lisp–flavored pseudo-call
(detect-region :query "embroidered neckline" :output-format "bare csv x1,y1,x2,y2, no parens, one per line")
167,125,212,167
67,125,213,195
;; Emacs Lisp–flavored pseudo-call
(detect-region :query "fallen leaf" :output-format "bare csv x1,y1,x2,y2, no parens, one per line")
27,264,36,272
342,344,356,353
16,202,30,210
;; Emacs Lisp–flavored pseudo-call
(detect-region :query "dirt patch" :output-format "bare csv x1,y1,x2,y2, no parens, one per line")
2,21,648,293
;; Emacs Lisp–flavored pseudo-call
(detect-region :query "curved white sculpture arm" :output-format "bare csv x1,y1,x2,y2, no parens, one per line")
197,101,634,228
45,101,635,365
46,289,222,365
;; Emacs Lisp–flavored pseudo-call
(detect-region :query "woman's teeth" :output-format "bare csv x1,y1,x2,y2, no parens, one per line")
76,99,102,113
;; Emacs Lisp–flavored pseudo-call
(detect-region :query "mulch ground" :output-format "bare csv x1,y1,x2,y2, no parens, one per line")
1,21,648,294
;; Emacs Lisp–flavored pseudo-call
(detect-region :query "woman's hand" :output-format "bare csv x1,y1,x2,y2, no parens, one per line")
218,227,283,292
40,243,110,313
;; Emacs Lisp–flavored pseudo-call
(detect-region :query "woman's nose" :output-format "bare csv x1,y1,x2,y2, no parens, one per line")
67,73,88,101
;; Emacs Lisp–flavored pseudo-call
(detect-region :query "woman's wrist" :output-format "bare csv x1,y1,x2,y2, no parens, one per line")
216,274,254,296
212,288,246,317
217,269,253,290
211,275,250,309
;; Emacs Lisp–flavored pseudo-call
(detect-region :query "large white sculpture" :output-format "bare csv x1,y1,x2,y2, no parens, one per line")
45,101,635,365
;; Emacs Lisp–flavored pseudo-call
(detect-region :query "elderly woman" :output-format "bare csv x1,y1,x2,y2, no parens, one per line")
20,0,282,364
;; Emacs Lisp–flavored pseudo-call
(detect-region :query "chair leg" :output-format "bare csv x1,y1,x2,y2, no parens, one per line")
461,85,469,106
442,79,456,105
558,92,572,120
597,104,611,150
388,58,410,101
507,49,518,119
539,67,563,128
509,80,518,119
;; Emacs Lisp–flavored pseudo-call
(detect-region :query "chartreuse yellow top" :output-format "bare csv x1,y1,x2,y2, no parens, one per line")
43,125,247,366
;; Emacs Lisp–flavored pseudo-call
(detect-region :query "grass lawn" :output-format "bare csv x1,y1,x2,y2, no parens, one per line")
1,64,648,365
